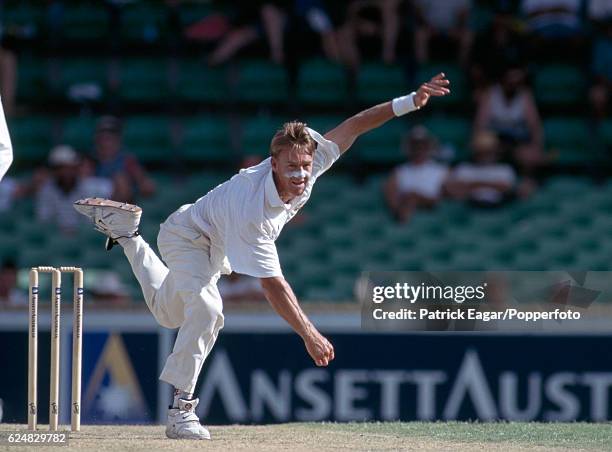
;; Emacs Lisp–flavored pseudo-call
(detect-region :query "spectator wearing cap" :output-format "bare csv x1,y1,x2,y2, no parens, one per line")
36,145,113,232
93,116,156,202
384,126,449,223
446,131,516,208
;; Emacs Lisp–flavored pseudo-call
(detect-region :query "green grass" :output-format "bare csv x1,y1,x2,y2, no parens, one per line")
2,422,611,451
310,422,612,450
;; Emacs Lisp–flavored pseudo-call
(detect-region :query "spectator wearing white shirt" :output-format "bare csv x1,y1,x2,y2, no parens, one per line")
447,131,516,207
384,125,448,223
36,145,113,232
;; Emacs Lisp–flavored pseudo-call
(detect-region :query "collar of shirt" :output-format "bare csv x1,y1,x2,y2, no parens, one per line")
264,169,291,210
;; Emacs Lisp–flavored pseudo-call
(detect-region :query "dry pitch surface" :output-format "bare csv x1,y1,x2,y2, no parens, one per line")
1,422,611,452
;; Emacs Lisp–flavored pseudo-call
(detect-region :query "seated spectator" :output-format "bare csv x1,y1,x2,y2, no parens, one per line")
36,145,113,232
589,4,612,120
469,10,527,100
0,260,26,307
412,0,473,65
93,116,156,202
208,1,337,66
474,66,544,177
384,126,449,223
336,0,402,69
218,272,266,302
521,0,584,59
446,131,516,208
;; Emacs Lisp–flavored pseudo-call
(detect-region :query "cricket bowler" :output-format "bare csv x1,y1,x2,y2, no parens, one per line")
73,73,450,439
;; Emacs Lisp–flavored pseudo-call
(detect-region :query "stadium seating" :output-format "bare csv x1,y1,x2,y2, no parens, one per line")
2,2,612,305
533,65,586,107
298,59,348,106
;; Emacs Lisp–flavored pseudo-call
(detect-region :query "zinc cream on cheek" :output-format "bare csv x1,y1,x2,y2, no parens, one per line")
285,168,309,179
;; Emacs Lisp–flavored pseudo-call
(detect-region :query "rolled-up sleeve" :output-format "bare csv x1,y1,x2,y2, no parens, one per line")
306,127,340,177
0,99,13,182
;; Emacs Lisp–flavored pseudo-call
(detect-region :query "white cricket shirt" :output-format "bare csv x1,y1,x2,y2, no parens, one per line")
189,127,340,278
0,98,13,182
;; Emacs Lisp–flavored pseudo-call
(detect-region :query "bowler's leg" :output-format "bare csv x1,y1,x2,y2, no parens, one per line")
159,280,224,392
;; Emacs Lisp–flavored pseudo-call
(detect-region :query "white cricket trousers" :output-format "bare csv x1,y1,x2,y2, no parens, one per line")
121,205,224,393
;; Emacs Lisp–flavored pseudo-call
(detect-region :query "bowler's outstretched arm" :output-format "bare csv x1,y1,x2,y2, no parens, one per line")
324,73,450,154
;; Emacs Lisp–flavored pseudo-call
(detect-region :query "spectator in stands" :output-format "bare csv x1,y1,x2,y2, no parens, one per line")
335,0,402,69
0,260,26,307
474,65,544,179
93,116,156,202
208,1,338,66
446,131,516,208
218,272,266,302
520,0,584,59
588,2,612,120
412,0,473,65
469,10,527,100
36,145,113,232
384,125,449,223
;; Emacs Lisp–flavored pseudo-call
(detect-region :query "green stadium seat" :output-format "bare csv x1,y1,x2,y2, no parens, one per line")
18,247,51,269
8,116,54,164
241,116,284,156
330,274,357,300
236,60,289,103
177,59,229,103
57,58,109,101
181,116,232,164
357,62,406,104
123,116,173,165
354,117,409,165
599,119,612,147
544,118,592,165
2,0,46,36
62,116,96,152
119,58,170,102
16,56,48,103
177,2,214,28
60,3,110,41
422,116,471,160
298,59,348,105
302,115,344,135
534,65,585,107
120,2,167,43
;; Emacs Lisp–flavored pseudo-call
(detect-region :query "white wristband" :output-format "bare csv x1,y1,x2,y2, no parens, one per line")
392,92,419,116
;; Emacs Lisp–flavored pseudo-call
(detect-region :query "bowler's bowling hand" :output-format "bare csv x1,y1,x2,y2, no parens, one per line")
304,329,335,366
413,73,451,108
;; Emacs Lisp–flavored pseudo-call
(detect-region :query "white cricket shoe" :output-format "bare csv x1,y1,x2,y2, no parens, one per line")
166,398,211,440
73,198,142,250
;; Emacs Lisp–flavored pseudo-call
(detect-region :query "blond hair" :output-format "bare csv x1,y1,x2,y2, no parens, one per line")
270,121,316,158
